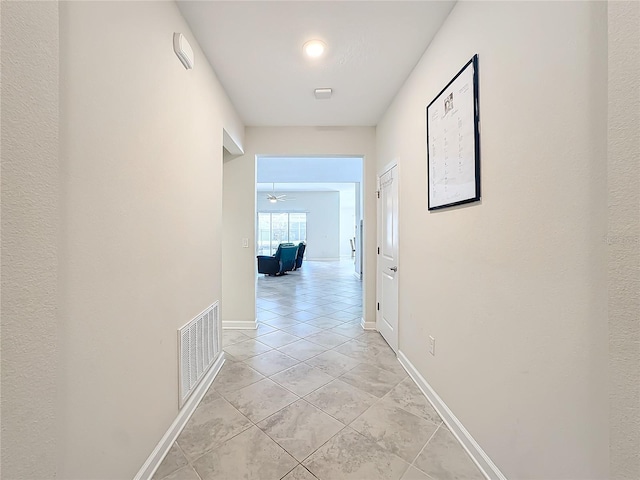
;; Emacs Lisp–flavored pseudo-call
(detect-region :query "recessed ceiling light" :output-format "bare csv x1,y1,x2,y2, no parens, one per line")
303,40,326,58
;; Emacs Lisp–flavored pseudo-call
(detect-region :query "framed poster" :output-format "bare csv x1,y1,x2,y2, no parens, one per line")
427,55,480,210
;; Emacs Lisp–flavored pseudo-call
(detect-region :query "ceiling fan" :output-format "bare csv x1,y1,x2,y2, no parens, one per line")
266,183,294,203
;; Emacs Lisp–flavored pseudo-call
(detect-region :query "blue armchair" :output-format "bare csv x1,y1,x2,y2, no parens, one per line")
257,243,299,276
294,242,306,270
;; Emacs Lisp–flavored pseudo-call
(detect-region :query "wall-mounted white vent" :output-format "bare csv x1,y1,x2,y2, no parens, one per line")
178,302,220,407
173,32,194,70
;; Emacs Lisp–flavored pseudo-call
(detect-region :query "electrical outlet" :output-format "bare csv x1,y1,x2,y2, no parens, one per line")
242,238,249,248
429,336,435,356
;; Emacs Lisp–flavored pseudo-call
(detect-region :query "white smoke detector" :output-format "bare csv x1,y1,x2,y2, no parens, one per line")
173,33,194,70
314,88,332,100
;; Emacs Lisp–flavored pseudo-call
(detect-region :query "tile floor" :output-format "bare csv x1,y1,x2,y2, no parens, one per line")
153,261,484,480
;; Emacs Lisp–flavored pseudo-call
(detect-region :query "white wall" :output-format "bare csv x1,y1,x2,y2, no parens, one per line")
1,2,60,478
339,186,357,258
377,2,608,478
59,2,243,478
257,191,340,260
223,127,376,327
608,2,640,478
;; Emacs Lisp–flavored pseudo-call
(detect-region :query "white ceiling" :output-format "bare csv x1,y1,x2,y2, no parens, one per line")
177,1,456,127
257,182,355,192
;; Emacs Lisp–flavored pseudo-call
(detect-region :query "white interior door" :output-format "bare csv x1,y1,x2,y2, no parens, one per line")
377,165,398,352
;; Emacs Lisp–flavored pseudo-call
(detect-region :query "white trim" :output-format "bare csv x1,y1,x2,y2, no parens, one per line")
306,257,341,262
134,353,226,480
398,352,507,480
360,317,377,330
222,128,243,155
222,320,257,330
379,159,399,177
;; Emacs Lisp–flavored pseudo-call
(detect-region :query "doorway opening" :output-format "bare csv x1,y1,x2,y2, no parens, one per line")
256,156,364,275
254,155,364,333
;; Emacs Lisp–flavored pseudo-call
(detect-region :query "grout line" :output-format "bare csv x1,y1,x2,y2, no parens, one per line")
375,379,443,428
185,420,254,468
296,424,350,466
278,463,303,480
191,463,204,480
252,399,348,467
409,423,443,471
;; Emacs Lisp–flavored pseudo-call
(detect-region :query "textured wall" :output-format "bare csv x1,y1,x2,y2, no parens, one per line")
58,2,243,477
377,2,609,477
1,2,60,478
608,2,640,478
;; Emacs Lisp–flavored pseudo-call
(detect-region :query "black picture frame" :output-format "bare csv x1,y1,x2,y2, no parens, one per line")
427,55,480,211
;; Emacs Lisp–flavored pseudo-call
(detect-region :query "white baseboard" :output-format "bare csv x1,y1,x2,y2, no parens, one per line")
222,320,257,330
360,317,376,330
134,353,226,480
397,352,507,480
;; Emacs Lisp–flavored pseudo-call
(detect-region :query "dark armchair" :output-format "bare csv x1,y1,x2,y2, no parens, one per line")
294,242,306,270
257,243,299,276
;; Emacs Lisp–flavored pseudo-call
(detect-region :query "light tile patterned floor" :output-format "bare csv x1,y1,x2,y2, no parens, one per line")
153,261,484,480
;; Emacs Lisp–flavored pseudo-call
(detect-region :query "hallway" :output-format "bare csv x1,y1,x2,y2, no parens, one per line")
153,261,483,480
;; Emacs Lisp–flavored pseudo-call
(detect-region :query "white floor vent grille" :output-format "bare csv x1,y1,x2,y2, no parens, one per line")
178,302,220,407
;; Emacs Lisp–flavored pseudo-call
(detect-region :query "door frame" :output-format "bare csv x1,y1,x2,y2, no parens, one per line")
376,160,399,352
